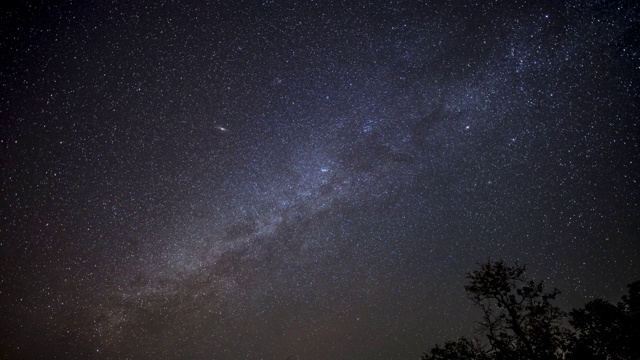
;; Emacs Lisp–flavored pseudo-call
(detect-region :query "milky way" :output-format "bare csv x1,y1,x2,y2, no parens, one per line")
1,1,639,359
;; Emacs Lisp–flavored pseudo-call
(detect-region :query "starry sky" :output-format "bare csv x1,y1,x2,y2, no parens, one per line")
1,0,639,359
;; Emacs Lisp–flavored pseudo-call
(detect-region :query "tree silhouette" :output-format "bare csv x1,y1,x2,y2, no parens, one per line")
465,261,570,360
423,260,569,360
421,337,490,360
422,261,639,360
568,280,640,360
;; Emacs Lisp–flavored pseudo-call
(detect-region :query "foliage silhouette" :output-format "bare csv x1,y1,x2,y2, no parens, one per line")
568,280,640,360
422,260,639,360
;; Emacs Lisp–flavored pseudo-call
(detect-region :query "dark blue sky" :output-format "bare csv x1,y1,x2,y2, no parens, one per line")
1,1,639,359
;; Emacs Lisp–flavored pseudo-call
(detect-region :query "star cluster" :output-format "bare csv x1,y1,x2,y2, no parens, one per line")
1,1,639,359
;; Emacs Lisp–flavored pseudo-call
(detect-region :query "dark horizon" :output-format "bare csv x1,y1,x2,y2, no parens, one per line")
1,1,639,359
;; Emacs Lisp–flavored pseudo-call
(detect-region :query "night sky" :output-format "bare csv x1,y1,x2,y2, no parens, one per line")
1,1,639,359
